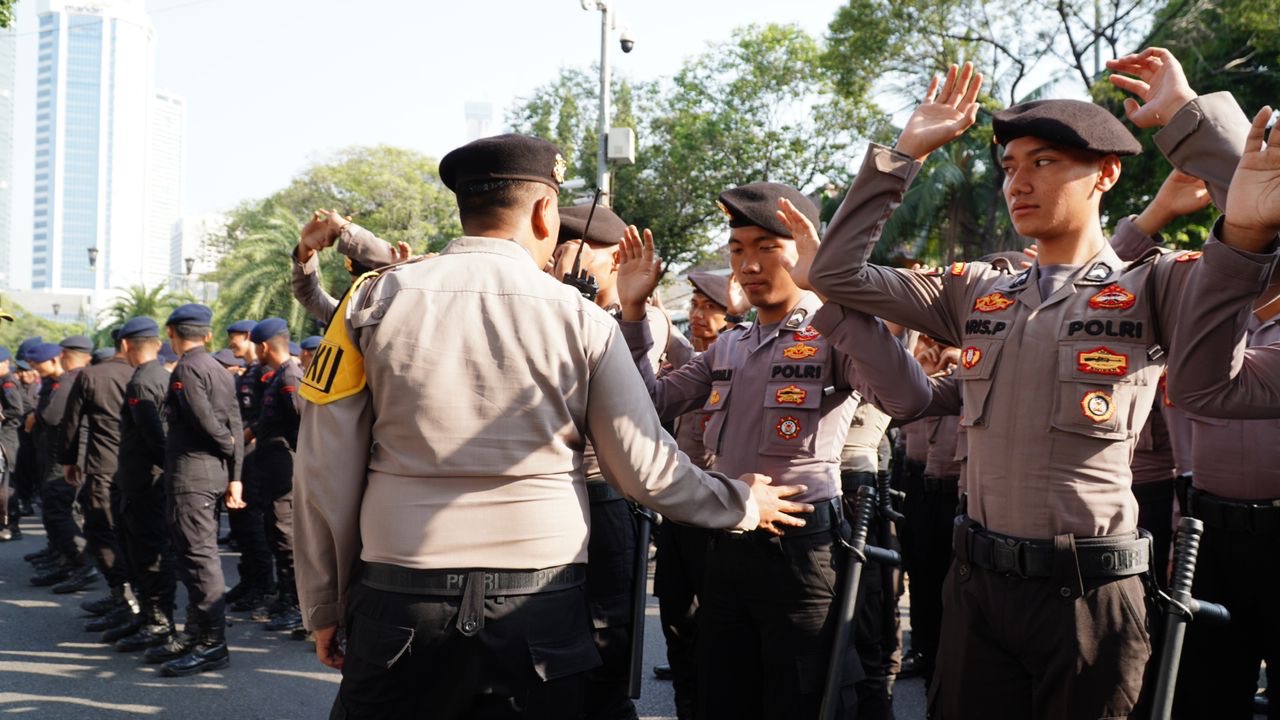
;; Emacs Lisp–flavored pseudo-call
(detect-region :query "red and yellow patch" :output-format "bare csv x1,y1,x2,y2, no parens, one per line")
1076,347,1129,376
708,389,722,407
775,385,807,405
960,346,982,369
1081,390,1116,423
973,292,1015,313
782,343,819,361
1175,251,1203,263
950,262,967,276
792,326,821,342
775,416,802,440
1088,284,1137,311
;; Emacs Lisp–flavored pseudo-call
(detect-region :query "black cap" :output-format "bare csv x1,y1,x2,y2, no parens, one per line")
558,204,628,246
688,271,730,309
59,335,94,353
992,100,1142,156
439,134,566,194
717,183,820,239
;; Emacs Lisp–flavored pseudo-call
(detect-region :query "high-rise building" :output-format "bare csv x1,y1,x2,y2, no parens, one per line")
170,213,226,303
465,101,494,141
0,26,16,289
32,0,182,302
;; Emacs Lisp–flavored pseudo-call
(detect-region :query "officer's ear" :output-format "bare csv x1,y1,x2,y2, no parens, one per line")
530,193,558,242
1094,153,1122,193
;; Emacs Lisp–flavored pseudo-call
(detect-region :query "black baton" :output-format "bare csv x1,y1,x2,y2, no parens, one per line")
627,504,656,699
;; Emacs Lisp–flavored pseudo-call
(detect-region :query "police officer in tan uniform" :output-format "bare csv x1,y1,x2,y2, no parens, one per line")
292,211,409,325
614,183,933,719
293,134,812,719
806,53,1272,718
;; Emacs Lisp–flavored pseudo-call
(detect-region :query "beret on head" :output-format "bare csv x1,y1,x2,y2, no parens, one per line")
16,360,30,371
17,337,43,361
118,317,161,339
688,271,730,310
558,203,628,246
60,335,94,353
167,304,213,327
0,347,10,362
226,319,256,335
300,336,323,351
250,317,290,344
212,349,244,368
158,343,178,363
439,134,566,194
992,100,1142,157
91,348,116,364
717,183,820,239
288,341,301,356
28,343,63,363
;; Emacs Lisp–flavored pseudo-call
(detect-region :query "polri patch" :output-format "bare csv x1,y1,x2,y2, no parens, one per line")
961,346,982,369
1088,284,1136,310
973,292,1015,313
775,416,801,440
775,385,807,405
793,326,820,342
782,343,819,361
1081,390,1116,423
1077,347,1128,376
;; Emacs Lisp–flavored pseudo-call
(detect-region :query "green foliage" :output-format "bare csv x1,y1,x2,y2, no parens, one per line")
0,0,15,30
0,301,94,354
94,285,194,347
207,206,315,340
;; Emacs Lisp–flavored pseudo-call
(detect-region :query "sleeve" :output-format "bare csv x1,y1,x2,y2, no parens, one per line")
1166,229,1280,418
664,326,696,370
586,327,759,531
136,376,168,467
182,365,237,460
55,374,87,465
809,144,974,346
337,224,397,268
291,248,340,325
618,319,717,421
225,375,244,484
1154,92,1251,210
0,379,25,430
811,303,932,420
1110,216,1160,262
294,390,373,631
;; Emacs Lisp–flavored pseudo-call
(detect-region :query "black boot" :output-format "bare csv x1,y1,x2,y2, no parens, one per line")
160,623,229,677
30,560,74,586
101,608,146,643
144,613,200,664
85,598,139,632
81,593,120,616
24,546,54,563
52,564,101,594
116,607,175,652
264,605,303,632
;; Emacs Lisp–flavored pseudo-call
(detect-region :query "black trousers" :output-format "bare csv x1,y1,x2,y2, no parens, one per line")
41,470,85,562
843,471,902,720
120,480,177,615
1173,518,1279,719
255,447,296,599
654,521,711,720
168,489,226,625
330,580,600,719
229,451,273,591
1133,481,1173,589
78,472,129,587
0,466,14,529
584,496,638,720
900,472,959,688
698,529,861,720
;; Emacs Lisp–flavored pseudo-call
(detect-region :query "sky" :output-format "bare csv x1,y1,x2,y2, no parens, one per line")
6,0,846,285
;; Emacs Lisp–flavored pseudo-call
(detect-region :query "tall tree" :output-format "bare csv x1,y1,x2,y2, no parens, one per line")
95,284,194,346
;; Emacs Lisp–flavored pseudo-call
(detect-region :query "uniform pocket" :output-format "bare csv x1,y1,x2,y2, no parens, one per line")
1051,342,1148,440
346,614,415,670
701,381,732,454
527,631,602,682
955,339,1004,428
759,382,823,458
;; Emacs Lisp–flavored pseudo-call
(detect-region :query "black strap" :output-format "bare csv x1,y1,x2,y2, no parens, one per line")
1188,488,1280,534
359,562,586,597
960,520,1150,578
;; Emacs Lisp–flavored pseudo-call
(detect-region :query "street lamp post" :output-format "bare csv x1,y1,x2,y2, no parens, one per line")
581,0,634,208
184,257,195,295
51,303,60,321
87,246,99,333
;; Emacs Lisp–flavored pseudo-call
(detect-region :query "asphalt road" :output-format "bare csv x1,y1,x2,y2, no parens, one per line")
0,516,927,719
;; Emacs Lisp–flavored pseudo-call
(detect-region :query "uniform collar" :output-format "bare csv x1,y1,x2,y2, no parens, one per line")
441,236,536,264
1001,241,1122,310
740,291,823,352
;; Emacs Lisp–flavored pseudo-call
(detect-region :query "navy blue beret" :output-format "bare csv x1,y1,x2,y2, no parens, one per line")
167,304,214,327
717,183,820,239
300,336,323,351
158,343,179,363
91,348,116,364
288,341,301,356
28,343,63,363
226,319,257,335
15,360,30,371
212,349,244,368
0,347,10,362
17,337,42,361
118,317,161,339
250,317,290,344
60,335,94,353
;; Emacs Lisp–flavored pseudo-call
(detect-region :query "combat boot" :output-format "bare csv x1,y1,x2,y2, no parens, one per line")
116,607,175,652
30,560,74,586
160,623,229,677
81,594,119,616
52,564,101,594
101,605,146,643
144,615,199,664
85,595,139,632
24,546,54,563
264,605,303,632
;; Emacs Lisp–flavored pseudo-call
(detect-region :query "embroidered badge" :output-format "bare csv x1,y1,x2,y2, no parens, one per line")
128,398,140,406
1084,263,1113,282
170,382,181,391
553,154,567,184
1088,284,1136,310
950,262,967,276
2,382,13,389
973,292,1015,313
784,308,809,330
783,344,819,361
793,326,821,342
961,346,982,369
708,389,722,407
716,200,734,221
1076,347,1129,376
775,385,807,405
1081,390,1116,423
776,416,801,440
1175,251,1203,263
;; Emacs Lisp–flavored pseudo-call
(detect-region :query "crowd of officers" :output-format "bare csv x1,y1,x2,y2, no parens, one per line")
1,44,1278,720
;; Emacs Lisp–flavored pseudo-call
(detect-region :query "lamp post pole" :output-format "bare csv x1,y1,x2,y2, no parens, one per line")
87,246,99,333
583,0,613,207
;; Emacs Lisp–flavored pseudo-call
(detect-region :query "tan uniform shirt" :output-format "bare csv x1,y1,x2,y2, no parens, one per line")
901,419,930,465
291,224,398,324
1131,390,1176,487
809,141,1273,540
293,236,759,631
923,414,962,479
840,402,891,475
1162,403,1193,476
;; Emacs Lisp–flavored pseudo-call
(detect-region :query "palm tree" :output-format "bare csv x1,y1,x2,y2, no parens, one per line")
97,284,194,345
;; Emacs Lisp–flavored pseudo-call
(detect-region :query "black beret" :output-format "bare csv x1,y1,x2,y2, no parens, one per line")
91,348,116,364
118,317,160,339
558,203,628,246
212,349,244,368
167,304,214,327
688,271,730,309
992,99,1142,156
439,134,566,194
59,335,94,353
717,183,820,239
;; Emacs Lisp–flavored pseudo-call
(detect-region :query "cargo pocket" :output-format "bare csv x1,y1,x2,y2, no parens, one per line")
527,630,602,682
759,381,822,458
346,614,415,670
701,381,732,454
954,339,1004,428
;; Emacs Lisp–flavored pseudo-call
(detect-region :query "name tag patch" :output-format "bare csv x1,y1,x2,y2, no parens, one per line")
1088,284,1136,310
775,416,801,440
1077,347,1128,376
973,292,1014,313
1081,390,1116,423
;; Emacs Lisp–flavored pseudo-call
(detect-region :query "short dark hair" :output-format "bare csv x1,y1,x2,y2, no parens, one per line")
173,324,211,340
456,179,546,222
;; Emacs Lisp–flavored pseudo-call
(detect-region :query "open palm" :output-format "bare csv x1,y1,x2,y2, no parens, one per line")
895,62,984,161
1225,108,1280,250
616,225,663,308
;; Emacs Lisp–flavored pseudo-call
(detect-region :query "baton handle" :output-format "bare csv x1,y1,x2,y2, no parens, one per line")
819,486,877,720
1150,517,1206,720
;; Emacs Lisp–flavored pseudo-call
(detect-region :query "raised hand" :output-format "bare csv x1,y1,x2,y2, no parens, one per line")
616,225,663,321
1223,107,1280,253
894,62,984,162
776,197,822,291
1106,47,1196,128
740,473,813,536
298,209,350,261
726,273,751,320
1136,169,1212,235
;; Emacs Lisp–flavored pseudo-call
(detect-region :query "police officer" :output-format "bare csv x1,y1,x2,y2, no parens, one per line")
292,210,406,324
213,349,245,374
293,134,813,718
246,317,304,632
615,183,933,719
806,55,1263,718
157,303,243,677
299,336,322,374
0,348,26,542
224,319,273,611
110,318,180,655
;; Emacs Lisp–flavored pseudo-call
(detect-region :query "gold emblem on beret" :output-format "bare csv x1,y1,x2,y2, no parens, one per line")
553,154,567,185
716,200,734,221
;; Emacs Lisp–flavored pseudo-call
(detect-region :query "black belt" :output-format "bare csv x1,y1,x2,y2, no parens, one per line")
359,562,586,596
923,475,959,494
1188,487,1280,534
586,481,623,504
727,497,842,539
956,519,1150,578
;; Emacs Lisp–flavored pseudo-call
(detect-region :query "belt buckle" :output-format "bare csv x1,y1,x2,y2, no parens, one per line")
991,537,1024,577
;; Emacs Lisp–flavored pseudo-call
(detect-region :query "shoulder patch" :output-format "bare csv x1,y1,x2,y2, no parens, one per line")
950,262,966,276
1174,251,1203,263
299,272,376,405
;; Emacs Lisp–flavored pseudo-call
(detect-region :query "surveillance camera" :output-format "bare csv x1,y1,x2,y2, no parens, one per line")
619,30,635,53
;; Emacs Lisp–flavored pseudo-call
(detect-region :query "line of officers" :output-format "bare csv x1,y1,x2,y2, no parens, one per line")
0,308,324,678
